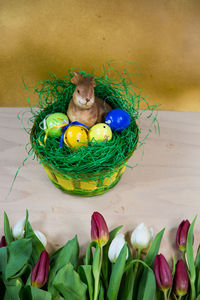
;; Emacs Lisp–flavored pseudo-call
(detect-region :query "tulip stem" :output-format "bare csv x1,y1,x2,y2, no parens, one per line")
163,289,168,300
93,246,103,300
133,248,142,285
190,278,196,300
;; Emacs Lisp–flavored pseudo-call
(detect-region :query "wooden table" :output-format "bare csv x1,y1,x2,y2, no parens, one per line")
0,108,200,259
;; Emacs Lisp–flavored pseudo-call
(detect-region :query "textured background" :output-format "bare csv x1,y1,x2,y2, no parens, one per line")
0,0,200,110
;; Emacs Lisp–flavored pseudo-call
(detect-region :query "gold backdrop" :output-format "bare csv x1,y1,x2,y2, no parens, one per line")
0,0,200,111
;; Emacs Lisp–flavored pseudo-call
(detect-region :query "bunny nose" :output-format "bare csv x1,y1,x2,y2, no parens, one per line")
86,98,90,102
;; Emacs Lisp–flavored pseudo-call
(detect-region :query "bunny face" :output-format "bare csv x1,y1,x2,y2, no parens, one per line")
73,82,95,109
71,72,96,110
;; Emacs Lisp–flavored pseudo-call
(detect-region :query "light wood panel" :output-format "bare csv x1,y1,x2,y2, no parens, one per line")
0,108,200,260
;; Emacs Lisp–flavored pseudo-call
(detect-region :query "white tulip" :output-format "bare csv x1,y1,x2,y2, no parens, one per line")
12,217,26,239
108,233,128,263
34,230,47,248
131,223,153,250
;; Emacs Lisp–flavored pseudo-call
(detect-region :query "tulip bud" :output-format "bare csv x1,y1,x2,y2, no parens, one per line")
0,236,7,247
131,223,153,251
174,259,188,296
12,217,26,239
91,212,109,247
34,230,47,248
108,233,128,263
154,254,172,291
31,250,49,288
176,220,190,252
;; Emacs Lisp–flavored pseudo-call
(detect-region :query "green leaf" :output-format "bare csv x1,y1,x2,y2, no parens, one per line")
196,295,200,300
4,212,13,245
4,278,23,300
102,225,123,288
137,268,156,300
107,243,127,300
196,245,200,268
48,236,79,297
10,263,32,280
186,216,197,280
186,215,197,300
78,265,93,300
84,241,97,265
24,221,44,266
31,286,52,300
196,267,200,295
21,286,52,300
53,263,87,300
99,280,105,300
0,246,8,276
119,245,134,300
5,239,32,280
144,228,165,268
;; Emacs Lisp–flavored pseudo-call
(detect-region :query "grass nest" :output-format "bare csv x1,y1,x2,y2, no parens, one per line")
25,68,158,182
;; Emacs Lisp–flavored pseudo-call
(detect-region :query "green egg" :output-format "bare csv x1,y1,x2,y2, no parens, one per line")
45,113,69,137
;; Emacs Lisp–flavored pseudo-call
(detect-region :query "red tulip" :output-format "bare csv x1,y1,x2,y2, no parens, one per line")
176,220,190,252
0,236,7,248
31,250,49,288
91,212,109,247
174,259,188,296
154,254,172,291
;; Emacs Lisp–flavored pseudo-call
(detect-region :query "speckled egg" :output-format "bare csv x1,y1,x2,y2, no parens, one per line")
88,123,112,143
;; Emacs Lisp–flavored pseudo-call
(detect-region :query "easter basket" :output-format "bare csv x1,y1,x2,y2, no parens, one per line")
27,65,158,196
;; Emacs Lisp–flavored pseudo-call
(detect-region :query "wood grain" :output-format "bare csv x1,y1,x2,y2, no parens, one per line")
0,108,200,260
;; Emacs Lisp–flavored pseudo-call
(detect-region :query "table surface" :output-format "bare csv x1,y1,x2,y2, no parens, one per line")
0,108,200,259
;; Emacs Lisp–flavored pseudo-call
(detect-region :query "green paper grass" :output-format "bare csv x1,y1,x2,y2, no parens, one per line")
21,65,159,183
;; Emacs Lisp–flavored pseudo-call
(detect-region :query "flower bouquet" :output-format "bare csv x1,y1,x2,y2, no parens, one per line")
0,211,198,300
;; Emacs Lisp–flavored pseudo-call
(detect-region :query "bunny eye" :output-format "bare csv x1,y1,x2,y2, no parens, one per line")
77,89,80,93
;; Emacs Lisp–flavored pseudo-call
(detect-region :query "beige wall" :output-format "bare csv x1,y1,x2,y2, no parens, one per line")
0,0,200,111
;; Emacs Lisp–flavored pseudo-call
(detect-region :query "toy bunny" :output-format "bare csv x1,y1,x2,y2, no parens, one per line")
67,72,112,127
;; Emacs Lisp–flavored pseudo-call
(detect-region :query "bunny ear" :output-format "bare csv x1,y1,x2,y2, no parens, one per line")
87,76,96,87
71,72,83,85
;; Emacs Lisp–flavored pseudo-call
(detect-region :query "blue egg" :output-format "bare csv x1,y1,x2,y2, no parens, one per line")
105,109,131,132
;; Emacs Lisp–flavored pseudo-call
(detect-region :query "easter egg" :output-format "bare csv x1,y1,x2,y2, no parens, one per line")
89,123,112,143
105,109,131,132
64,125,88,149
45,113,69,137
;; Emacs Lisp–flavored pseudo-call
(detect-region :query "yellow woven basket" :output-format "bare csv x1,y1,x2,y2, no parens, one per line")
42,162,127,196
31,124,138,196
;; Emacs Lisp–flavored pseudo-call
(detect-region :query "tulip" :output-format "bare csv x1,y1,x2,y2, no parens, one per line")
34,230,47,248
154,254,172,291
91,212,109,247
108,233,128,263
173,259,188,297
131,223,153,251
0,236,7,247
176,220,190,252
31,250,49,288
12,217,26,239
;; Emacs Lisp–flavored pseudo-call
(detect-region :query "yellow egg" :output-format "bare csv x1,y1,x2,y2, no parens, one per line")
89,123,112,143
64,125,88,149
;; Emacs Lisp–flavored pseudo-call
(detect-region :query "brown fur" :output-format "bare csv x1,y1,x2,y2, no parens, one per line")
67,72,111,127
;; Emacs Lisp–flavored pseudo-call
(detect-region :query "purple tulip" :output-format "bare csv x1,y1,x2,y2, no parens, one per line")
154,254,173,291
176,220,191,252
174,259,188,296
31,250,49,288
91,212,109,247
0,236,7,247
